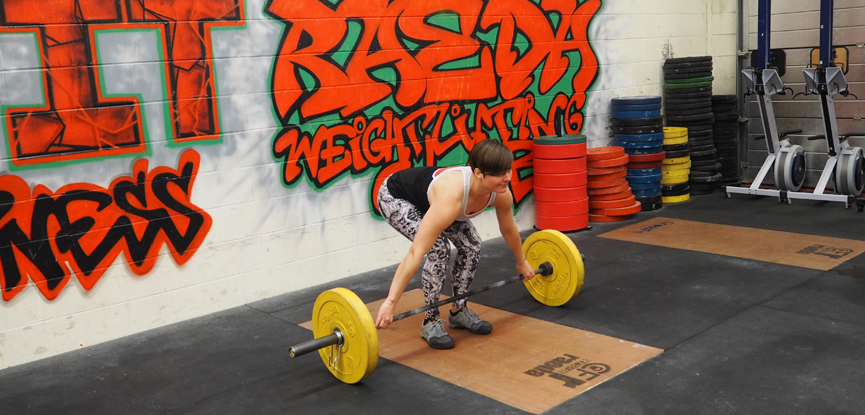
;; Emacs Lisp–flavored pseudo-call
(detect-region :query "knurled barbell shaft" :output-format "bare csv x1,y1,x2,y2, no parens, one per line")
288,262,552,358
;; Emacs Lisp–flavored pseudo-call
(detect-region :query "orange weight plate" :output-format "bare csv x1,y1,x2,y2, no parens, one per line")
533,185,587,202
590,189,633,201
588,213,632,223
534,172,587,188
536,198,589,217
589,169,628,181
586,147,625,161
533,157,587,174
535,213,589,232
587,154,629,168
627,152,666,163
587,166,626,176
588,194,636,209
591,201,642,216
533,142,587,159
587,182,630,196
587,177,627,189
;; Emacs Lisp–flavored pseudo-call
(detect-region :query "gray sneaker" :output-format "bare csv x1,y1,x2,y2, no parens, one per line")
448,307,492,334
420,318,455,349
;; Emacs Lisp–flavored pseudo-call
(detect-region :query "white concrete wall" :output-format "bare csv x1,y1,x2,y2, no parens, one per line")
0,0,738,370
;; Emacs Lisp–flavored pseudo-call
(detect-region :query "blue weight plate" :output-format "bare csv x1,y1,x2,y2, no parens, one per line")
615,139,663,149
614,132,665,142
624,146,663,155
626,173,663,183
627,167,662,176
611,102,662,112
632,188,663,197
612,110,662,119
611,96,662,106
628,181,663,191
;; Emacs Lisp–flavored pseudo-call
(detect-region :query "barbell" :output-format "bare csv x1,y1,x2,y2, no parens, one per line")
288,229,585,384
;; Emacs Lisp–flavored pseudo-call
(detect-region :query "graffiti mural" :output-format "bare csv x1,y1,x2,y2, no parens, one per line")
0,0,245,166
0,150,212,301
266,0,601,210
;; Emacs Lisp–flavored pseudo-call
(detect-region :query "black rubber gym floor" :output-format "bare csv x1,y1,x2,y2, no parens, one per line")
2,193,864,414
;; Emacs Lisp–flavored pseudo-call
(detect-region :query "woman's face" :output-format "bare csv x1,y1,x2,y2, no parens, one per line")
480,169,512,193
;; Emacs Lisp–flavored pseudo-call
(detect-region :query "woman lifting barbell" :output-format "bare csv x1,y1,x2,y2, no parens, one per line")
375,139,536,349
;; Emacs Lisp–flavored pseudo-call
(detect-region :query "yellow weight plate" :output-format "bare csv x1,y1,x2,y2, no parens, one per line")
662,169,690,178
662,156,691,165
661,175,689,185
663,127,688,138
663,136,688,145
662,160,692,171
662,193,690,203
521,230,584,306
312,288,379,384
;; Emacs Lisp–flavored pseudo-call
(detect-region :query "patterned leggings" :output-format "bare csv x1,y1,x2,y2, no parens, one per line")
378,178,482,320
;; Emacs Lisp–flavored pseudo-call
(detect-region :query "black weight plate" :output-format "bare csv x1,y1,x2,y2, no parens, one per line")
711,94,736,102
665,149,691,158
666,107,716,116
714,114,739,122
689,172,723,183
636,194,663,204
690,148,717,157
664,97,713,105
611,116,664,127
665,56,712,64
613,124,664,134
665,101,713,111
662,186,691,196
611,96,663,106
689,133,715,141
664,88,713,96
665,71,713,80
690,163,722,172
690,144,716,153
664,64,713,74
662,182,690,192
689,182,720,190
663,143,690,152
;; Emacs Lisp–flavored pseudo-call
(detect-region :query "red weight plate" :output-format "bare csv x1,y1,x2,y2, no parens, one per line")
536,198,589,217
587,166,626,176
590,189,633,201
586,147,625,161
626,161,664,170
588,194,637,209
627,151,666,163
586,154,629,168
533,142,587,159
535,213,589,232
589,169,628,182
587,182,630,196
533,172,587,189
533,157,587,174
587,177,627,189
591,201,643,216
588,213,632,223
533,185,587,202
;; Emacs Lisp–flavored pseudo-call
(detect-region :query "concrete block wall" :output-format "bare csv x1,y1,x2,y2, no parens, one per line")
0,0,736,370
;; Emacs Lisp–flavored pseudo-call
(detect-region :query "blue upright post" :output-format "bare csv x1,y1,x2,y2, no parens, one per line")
756,0,771,70
819,0,833,68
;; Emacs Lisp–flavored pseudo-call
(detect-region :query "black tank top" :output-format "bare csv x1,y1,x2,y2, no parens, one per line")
386,167,438,214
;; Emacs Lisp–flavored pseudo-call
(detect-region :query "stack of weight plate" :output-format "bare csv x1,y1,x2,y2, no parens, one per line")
611,96,664,210
532,134,589,232
585,147,642,222
662,56,722,194
661,127,691,203
711,95,741,186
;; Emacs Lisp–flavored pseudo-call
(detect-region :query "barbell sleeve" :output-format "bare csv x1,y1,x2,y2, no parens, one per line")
290,330,343,358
